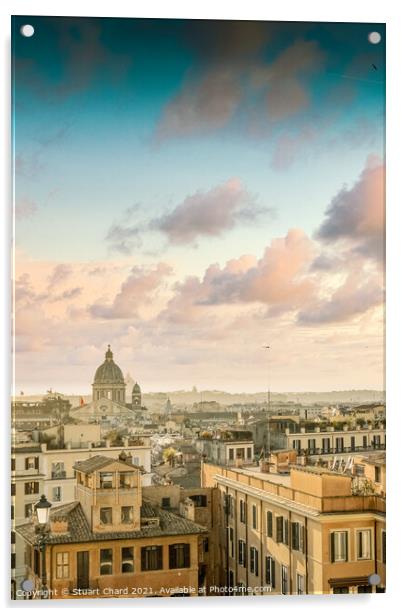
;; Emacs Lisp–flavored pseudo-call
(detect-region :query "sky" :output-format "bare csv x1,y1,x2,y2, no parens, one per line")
12,16,385,394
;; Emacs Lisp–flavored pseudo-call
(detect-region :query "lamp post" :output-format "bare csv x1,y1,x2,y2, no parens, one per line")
34,495,52,599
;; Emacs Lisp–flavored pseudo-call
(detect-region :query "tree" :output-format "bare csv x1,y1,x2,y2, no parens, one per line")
163,447,177,467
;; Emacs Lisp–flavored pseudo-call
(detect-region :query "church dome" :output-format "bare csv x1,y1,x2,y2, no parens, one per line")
93,345,125,384
132,382,141,393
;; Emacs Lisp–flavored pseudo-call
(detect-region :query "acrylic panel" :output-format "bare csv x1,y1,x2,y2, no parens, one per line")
11,16,385,600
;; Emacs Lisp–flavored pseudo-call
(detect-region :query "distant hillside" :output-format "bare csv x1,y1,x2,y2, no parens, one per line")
13,389,384,408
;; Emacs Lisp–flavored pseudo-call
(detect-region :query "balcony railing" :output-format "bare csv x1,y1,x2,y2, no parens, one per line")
297,444,385,456
51,471,67,479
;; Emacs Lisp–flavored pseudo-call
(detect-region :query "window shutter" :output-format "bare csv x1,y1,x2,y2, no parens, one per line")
169,546,175,569
276,517,283,543
330,533,335,563
158,547,163,569
141,548,146,570
34,482,39,493
184,544,190,567
300,525,305,553
291,522,297,549
25,459,29,470
284,519,289,545
35,457,39,470
271,559,276,588
345,532,348,562
255,549,259,576
267,511,273,537
250,547,254,572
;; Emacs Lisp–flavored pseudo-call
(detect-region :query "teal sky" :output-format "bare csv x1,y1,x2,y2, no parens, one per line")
12,17,385,393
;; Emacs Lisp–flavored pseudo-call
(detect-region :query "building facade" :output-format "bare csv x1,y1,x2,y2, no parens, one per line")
202,462,385,595
16,455,207,599
11,433,152,594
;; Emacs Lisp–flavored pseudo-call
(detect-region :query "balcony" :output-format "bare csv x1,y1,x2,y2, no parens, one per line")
51,471,67,479
298,444,385,456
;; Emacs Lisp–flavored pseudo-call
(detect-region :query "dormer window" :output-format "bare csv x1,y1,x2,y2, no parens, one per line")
100,507,113,525
121,506,133,524
119,472,133,489
99,472,113,489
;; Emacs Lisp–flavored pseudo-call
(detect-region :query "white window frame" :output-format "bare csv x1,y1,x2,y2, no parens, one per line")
331,530,349,562
355,528,372,560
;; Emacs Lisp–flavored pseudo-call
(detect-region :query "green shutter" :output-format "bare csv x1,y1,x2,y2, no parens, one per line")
276,517,283,543
330,533,335,563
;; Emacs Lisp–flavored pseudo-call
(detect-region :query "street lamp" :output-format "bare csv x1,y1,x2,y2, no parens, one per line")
34,495,52,598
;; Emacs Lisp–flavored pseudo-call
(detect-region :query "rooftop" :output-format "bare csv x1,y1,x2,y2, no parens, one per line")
16,500,207,546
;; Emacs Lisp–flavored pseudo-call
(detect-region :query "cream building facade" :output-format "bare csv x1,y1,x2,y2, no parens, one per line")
202,462,385,595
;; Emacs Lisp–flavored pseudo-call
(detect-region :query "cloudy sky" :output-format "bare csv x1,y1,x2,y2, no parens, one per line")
12,17,385,394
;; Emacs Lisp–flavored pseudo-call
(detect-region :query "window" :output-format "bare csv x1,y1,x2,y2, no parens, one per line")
247,447,252,459
267,511,273,538
238,540,246,566
121,547,134,573
24,481,39,495
52,486,62,502
24,503,33,518
11,458,15,471
283,519,289,545
169,543,190,569
203,538,209,553
297,573,304,595
308,438,316,453
190,494,207,507
239,499,246,523
375,466,381,483
121,506,133,524
333,586,349,594
100,507,113,525
51,462,65,479
99,472,113,489
335,437,344,452
141,546,163,571
56,552,69,579
237,448,245,460
25,457,39,470
228,448,234,461
161,497,171,509
249,547,258,575
100,549,113,575
322,438,330,453
356,529,372,560
119,472,133,489
229,527,234,557
11,483,15,496
382,530,386,563
363,435,368,448
350,436,356,451
281,565,288,594
265,556,275,587
293,439,301,451
252,505,257,529
291,522,304,552
276,516,283,543
330,531,348,562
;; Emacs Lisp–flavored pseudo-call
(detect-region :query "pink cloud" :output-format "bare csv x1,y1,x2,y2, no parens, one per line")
89,263,173,319
152,178,271,245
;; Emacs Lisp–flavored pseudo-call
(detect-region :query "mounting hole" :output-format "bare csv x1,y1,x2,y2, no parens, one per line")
20,24,35,38
368,31,381,44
